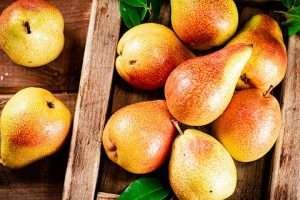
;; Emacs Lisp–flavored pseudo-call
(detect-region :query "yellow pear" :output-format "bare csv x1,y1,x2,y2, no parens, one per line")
229,14,287,93
0,0,64,67
169,129,237,200
0,87,71,168
171,0,238,50
165,44,252,126
116,23,194,90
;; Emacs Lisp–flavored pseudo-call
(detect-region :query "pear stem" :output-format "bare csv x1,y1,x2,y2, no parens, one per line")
171,120,184,135
263,85,274,97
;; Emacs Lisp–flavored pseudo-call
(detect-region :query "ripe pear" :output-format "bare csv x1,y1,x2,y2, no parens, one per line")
228,14,287,93
171,0,238,50
116,23,194,90
0,0,64,67
0,87,71,168
165,44,253,126
102,100,176,174
169,129,237,200
212,89,281,162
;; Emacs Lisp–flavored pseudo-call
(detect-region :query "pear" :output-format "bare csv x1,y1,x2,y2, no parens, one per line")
212,89,281,162
169,129,237,200
171,0,238,50
116,23,194,90
102,100,176,174
165,44,253,126
228,14,287,93
0,87,71,168
0,0,64,67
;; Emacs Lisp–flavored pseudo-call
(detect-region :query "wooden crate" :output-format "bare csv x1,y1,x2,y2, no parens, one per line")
0,0,299,200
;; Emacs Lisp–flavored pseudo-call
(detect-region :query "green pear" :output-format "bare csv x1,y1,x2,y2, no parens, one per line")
169,129,237,200
0,0,64,67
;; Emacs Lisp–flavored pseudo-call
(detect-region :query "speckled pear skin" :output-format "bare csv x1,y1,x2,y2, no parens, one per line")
229,14,287,93
102,100,176,174
116,23,194,90
212,89,281,162
165,44,253,126
169,129,237,200
0,87,71,168
171,0,238,50
0,0,64,67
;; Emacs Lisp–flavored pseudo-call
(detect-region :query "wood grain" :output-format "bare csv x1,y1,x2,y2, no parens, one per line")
0,93,77,200
269,35,300,200
0,0,91,93
62,0,120,199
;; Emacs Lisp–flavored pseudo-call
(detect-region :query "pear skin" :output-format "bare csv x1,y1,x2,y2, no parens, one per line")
116,23,194,90
169,129,237,200
228,14,287,93
0,0,64,67
0,87,71,168
102,100,176,174
212,89,281,162
171,0,238,50
165,44,253,126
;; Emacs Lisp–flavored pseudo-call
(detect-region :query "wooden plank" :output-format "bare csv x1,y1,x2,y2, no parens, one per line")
62,0,121,199
97,192,119,200
0,0,91,93
0,93,77,200
269,35,300,200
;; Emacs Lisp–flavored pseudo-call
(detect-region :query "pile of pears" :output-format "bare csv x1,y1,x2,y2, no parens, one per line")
103,0,287,199
0,0,72,169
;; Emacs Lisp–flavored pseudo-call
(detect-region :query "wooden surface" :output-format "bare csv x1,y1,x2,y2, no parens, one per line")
269,35,300,200
62,0,120,199
0,0,91,93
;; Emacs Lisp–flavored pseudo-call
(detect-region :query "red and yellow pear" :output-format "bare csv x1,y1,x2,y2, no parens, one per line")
102,100,176,174
165,44,253,126
0,0,64,67
171,0,238,50
169,129,237,200
228,14,287,93
212,89,281,162
116,23,194,90
0,87,71,168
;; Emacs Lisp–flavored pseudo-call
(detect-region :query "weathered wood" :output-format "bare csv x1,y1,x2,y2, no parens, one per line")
0,93,77,200
269,35,300,200
97,192,119,200
62,0,121,199
0,0,91,93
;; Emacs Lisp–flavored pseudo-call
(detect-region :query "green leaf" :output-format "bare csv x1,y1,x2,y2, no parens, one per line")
282,0,300,8
121,0,147,8
148,0,163,20
119,1,143,28
118,177,171,200
282,0,292,8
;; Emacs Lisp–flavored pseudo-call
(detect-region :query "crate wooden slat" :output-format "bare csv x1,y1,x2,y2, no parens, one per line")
62,0,120,199
269,35,300,200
